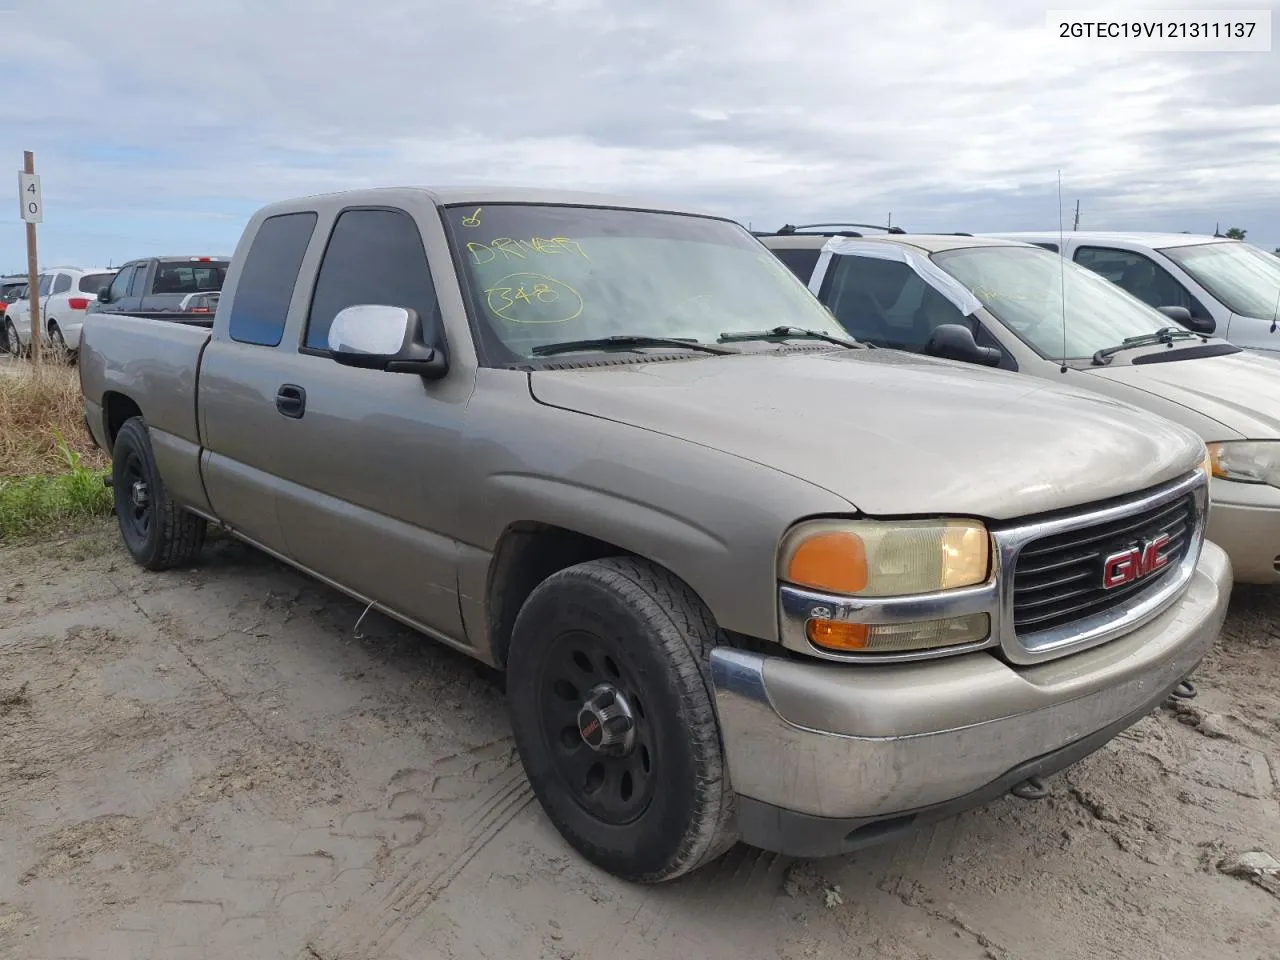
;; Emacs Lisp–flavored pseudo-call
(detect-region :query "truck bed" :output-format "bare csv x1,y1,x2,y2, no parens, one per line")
79,312,213,509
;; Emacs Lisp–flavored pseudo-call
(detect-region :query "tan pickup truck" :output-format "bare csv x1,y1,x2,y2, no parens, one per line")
78,187,1231,883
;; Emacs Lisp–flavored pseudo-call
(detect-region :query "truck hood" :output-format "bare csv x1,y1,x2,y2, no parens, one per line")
1083,348,1280,440
528,349,1204,520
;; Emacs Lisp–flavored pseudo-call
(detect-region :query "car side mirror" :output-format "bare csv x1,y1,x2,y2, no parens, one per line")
328,304,448,379
925,323,1002,367
1157,305,1214,335
97,288,111,303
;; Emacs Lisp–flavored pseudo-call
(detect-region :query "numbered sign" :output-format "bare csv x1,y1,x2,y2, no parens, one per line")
19,172,42,223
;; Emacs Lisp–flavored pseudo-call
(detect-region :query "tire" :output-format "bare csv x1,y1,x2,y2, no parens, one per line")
48,322,68,362
4,318,21,357
111,416,206,570
507,556,737,883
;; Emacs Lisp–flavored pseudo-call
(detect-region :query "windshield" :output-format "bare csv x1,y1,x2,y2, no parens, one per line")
1160,241,1280,319
443,203,845,360
932,245,1183,359
77,273,115,295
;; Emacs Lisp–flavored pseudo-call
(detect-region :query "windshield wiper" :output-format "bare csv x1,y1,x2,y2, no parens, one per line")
716,325,867,349
1091,327,1198,366
531,335,737,357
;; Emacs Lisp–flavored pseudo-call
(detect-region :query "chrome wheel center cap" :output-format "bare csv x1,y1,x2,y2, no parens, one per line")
577,683,637,757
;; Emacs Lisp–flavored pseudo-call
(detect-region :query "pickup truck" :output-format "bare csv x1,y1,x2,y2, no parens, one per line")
79,186,1232,883
86,254,229,324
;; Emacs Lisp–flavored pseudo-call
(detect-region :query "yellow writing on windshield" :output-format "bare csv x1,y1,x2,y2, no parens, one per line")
461,208,483,227
468,237,591,265
970,284,1044,303
484,272,584,324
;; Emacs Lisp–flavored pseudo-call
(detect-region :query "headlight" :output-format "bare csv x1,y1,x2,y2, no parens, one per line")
780,518,990,596
779,519,992,655
1207,440,1280,486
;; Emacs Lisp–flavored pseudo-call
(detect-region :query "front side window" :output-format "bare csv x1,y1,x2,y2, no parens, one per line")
52,273,72,295
228,212,318,347
128,264,151,297
1160,241,1280,319
820,253,970,350
107,266,136,301
933,245,1182,360
770,247,822,282
305,208,440,351
1074,246,1196,312
444,204,844,361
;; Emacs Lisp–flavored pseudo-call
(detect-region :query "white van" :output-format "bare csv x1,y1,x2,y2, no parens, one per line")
984,232,1280,353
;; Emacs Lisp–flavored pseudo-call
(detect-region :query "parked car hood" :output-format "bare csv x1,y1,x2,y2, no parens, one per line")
1083,349,1280,440
528,349,1204,520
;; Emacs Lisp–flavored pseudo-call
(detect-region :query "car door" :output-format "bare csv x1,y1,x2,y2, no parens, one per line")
267,204,468,641
97,263,139,315
198,211,321,557
45,272,73,334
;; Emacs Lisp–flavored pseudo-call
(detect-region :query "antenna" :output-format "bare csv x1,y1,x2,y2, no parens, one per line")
1057,170,1068,374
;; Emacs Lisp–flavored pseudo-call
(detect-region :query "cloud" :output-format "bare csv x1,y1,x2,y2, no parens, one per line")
2,0,1278,269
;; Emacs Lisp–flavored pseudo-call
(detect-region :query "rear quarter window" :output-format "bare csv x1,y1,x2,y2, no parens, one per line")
228,213,318,347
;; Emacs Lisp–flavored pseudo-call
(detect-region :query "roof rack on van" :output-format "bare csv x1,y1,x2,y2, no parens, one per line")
753,222,909,238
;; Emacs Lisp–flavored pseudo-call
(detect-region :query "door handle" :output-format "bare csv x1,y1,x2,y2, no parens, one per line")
275,384,306,419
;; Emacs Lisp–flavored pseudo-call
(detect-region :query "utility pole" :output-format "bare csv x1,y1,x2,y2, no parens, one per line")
1072,199,1080,231
19,151,42,375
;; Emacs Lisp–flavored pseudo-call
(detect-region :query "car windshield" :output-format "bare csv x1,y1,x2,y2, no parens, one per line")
444,203,846,359
932,245,1183,359
78,273,115,295
1159,241,1280,319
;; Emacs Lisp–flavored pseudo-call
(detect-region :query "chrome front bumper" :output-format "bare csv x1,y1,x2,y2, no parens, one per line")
710,539,1232,858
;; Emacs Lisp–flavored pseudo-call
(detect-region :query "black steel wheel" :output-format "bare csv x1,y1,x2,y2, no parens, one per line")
111,417,206,570
507,556,737,883
538,630,657,826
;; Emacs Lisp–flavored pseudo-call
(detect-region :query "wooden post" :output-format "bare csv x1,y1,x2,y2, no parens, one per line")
22,151,41,376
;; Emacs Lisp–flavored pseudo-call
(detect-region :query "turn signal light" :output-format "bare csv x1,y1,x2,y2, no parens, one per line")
807,613,989,654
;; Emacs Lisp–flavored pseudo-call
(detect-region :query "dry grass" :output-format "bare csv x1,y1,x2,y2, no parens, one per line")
0,359,108,479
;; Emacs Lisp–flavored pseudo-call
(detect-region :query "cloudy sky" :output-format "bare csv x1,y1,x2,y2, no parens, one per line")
2,0,1278,272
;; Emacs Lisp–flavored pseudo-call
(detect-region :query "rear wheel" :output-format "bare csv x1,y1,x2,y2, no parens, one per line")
112,417,206,570
48,322,68,362
507,556,737,883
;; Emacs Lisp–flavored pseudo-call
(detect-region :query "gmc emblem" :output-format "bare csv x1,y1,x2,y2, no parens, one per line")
1102,534,1172,590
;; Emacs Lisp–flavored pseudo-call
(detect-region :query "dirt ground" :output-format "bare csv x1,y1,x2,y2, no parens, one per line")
1,523,1277,960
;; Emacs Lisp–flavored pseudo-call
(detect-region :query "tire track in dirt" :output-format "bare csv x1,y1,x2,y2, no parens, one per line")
303,739,534,960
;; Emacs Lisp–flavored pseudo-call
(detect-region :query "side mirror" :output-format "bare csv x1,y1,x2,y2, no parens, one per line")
1157,305,1215,335
925,323,1002,367
97,288,111,303
328,304,448,379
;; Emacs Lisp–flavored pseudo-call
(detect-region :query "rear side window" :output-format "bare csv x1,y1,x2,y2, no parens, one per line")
769,247,822,282
304,207,439,351
78,273,115,296
228,212,318,347
37,274,51,296
52,274,72,294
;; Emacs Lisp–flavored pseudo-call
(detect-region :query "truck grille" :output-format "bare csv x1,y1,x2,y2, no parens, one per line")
1012,491,1198,635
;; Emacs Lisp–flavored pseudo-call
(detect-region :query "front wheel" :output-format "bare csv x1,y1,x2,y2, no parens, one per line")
3,318,22,357
506,556,737,883
112,417,207,570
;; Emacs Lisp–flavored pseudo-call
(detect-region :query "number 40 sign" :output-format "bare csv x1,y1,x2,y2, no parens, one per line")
18,172,42,224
